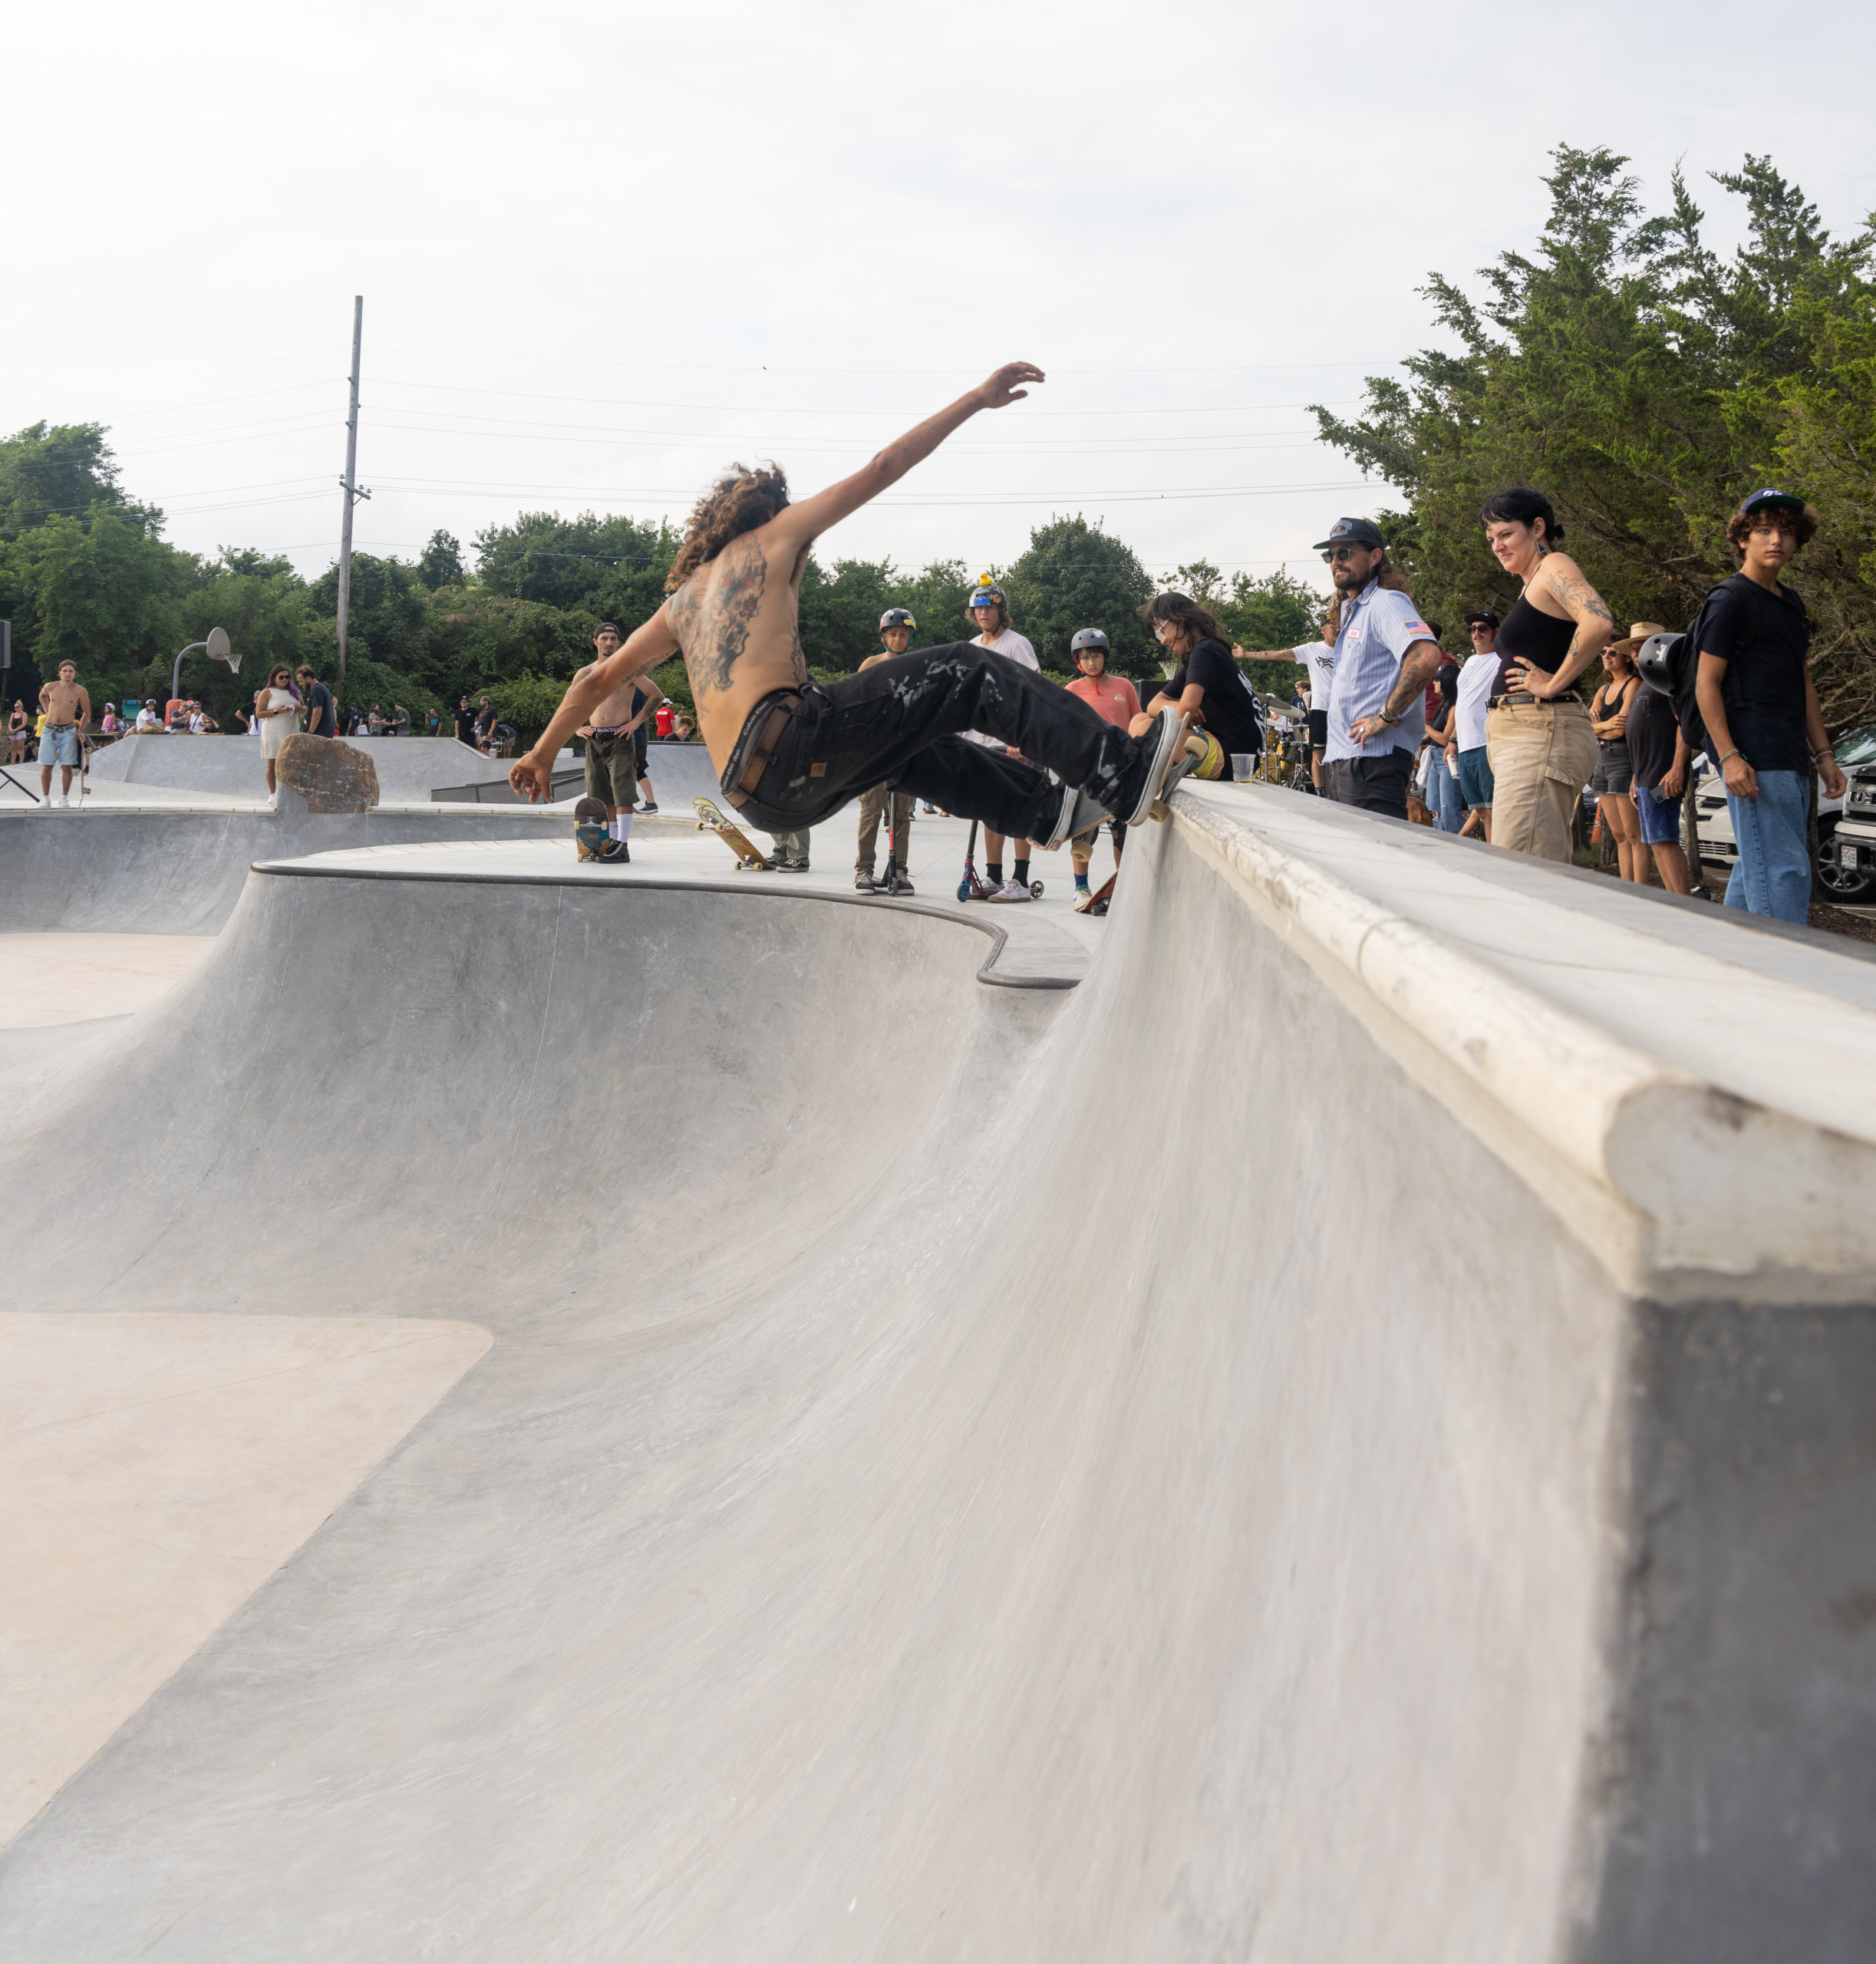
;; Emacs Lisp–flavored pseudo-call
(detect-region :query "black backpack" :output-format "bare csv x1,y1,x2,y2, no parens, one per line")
1640,582,1746,760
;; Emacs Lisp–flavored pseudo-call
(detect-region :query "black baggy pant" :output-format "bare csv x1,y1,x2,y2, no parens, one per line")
723,642,1149,838
1324,750,1412,822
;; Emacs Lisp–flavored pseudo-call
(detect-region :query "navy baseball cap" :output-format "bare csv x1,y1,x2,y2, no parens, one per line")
1464,609,1501,628
1313,516,1386,552
1740,486,1805,517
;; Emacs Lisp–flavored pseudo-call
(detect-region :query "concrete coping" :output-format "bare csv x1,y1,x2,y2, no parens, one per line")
1173,782,1876,1306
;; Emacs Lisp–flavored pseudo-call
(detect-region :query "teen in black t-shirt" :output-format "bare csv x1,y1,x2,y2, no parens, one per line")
1138,593,1261,776
1697,574,1812,773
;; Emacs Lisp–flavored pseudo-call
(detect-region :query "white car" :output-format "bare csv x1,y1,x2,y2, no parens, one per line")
1693,721,1876,904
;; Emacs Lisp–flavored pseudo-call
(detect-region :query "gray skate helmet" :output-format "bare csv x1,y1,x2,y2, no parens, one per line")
879,608,917,631
1069,628,1111,657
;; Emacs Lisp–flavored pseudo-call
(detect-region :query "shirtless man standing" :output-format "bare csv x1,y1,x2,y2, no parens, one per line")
509,364,1189,849
38,661,91,808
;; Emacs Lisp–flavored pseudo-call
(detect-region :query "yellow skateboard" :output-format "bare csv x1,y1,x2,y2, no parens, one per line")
694,796,775,871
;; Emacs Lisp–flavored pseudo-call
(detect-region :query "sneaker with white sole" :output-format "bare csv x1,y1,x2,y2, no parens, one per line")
986,878,1033,904
1040,779,1112,849
1120,710,1192,826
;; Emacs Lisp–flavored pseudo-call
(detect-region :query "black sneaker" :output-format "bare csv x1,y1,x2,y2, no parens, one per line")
855,868,876,891
638,802,659,816
776,857,809,874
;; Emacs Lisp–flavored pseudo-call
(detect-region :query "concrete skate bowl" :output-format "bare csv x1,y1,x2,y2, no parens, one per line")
0,796,563,934
91,733,502,801
3,786,1875,1962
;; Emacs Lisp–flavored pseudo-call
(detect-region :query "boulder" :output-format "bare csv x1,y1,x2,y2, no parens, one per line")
276,736,379,812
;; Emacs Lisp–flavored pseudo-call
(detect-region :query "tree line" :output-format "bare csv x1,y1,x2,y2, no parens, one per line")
0,429,1320,741
1315,146,1876,728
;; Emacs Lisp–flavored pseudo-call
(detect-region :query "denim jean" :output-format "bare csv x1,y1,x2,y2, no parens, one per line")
1424,754,1466,832
1725,769,1812,924
722,641,1149,839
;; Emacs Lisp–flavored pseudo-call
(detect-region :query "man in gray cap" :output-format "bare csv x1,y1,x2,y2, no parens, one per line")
1313,518,1444,820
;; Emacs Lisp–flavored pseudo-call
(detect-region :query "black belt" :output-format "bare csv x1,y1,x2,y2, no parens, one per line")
1489,690,1582,709
724,693,801,809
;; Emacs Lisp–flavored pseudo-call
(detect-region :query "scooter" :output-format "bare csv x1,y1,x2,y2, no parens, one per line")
955,818,1044,901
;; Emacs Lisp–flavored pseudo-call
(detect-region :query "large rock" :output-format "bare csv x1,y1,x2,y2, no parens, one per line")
276,735,379,812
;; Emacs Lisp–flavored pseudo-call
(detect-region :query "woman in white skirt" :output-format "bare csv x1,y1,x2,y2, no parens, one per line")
254,666,303,796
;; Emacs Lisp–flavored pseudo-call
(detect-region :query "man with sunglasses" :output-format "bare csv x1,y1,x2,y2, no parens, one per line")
1314,518,1443,820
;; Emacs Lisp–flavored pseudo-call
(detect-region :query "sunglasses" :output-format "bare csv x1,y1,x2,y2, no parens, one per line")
1468,623,1493,634
1320,545,1365,563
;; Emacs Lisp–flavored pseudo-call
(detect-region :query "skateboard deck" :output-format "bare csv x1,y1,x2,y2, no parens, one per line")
1074,872,1117,916
1146,718,1207,822
694,796,775,871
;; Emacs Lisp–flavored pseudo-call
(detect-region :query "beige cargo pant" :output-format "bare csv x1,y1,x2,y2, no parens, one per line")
855,785,912,872
1485,699,1597,862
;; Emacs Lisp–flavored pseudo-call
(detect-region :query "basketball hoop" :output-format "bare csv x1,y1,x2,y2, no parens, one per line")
172,626,237,706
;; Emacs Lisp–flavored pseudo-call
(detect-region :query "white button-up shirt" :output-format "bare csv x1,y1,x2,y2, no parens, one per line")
1324,579,1437,763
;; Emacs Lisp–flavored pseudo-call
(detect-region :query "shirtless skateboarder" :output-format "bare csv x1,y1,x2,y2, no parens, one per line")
38,661,91,808
508,363,1191,847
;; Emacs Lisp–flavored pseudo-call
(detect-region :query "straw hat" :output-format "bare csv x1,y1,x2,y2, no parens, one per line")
1607,620,1666,656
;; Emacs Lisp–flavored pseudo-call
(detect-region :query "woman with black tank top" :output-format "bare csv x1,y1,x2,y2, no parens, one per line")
1479,487,1614,862
1588,638,1644,882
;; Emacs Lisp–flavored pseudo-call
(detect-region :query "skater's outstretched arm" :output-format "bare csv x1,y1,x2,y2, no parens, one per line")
766,362,1044,551
509,608,680,802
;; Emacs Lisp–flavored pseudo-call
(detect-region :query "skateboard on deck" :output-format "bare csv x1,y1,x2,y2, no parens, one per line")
1073,871,1117,917
694,796,775,871
1144,717,1208,822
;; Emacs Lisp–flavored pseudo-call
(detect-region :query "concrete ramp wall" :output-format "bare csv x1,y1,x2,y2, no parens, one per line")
1,787,1871,1961
91,734,500,801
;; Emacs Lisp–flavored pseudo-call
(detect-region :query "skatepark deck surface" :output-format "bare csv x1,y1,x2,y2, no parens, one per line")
2,783,1873,1961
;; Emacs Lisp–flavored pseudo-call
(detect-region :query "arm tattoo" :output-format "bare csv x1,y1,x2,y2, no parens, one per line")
1383,640,1442,719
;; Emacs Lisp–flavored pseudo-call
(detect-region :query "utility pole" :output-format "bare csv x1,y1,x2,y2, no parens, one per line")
335,295,370,702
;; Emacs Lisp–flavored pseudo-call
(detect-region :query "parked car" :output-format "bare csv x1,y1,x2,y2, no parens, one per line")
1830,764,1876,898
1693,720,1876,904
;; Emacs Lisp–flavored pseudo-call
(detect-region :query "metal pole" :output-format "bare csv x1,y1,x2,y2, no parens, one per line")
336,295,364,703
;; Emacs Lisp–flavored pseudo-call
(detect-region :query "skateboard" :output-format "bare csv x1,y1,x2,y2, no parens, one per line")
574,796,621,862
1144,717,1208,822
694,795,775,871
1073,872,1117,917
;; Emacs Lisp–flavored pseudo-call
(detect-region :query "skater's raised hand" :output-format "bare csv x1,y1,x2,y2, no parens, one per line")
975,361,1045,410
509,751,556,803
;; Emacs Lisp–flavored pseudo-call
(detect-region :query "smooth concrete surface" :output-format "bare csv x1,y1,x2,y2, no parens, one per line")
0,1314,492,1847
0,934,214,1026
89,734,510,800
0,785,1871,1961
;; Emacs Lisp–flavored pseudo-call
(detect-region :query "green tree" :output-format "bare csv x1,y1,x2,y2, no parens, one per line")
798,556,896,671
0,421,159,538
474,511,676,616
306,552,433,674
1004,516,1155,674
9,506,183,696
418,529,465,590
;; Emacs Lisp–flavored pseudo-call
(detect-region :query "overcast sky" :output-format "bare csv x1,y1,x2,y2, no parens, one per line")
8,0,1874,606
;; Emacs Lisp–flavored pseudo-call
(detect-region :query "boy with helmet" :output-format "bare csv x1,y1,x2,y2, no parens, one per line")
962,577,1044,902
853,609,920,891
1063,628,1139,905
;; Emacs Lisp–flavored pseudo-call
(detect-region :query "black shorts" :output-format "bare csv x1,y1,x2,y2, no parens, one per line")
1308,708,1328,751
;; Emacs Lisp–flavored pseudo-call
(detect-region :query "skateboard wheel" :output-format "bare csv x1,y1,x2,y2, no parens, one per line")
1149,800,1169,822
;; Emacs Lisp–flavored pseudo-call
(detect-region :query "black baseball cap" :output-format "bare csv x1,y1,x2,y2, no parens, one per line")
1739,486,1805,517
1313,516,1386,552
1464,609,1501,628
